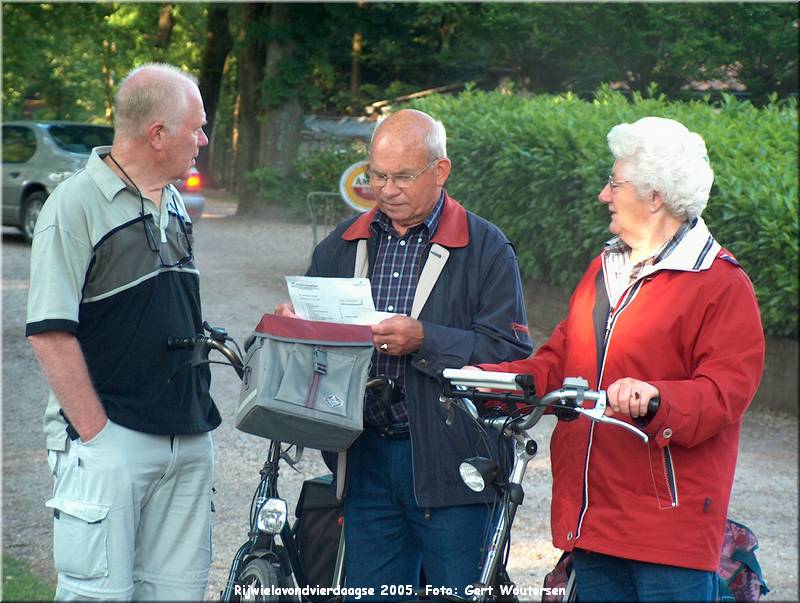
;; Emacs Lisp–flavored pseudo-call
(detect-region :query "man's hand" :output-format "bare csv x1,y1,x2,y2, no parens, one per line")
605,377,660,419
275,302,301,319
76,415,109,443
28,331,108,442
371,315,424,356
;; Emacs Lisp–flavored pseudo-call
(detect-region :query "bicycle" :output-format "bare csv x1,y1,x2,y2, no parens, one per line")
436,368,658,603
168,322,388,603
168,323,656,602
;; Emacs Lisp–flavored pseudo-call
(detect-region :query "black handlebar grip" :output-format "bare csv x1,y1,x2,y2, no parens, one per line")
166,336,196,350
647,396,660,417
514,373,535,390
553,399,580,422
635,395,661,427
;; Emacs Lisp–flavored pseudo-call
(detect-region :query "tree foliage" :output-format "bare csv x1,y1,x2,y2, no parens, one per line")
2,2,796,194
2,2,206,123
411,88,798,337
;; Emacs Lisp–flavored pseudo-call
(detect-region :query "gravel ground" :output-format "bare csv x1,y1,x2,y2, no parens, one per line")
2,191,797,601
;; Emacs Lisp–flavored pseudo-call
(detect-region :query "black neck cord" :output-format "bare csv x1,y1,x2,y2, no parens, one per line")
107,152,143,196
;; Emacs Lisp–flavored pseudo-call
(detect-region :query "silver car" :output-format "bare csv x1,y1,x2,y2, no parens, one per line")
2,121,114,242
2,120,205,242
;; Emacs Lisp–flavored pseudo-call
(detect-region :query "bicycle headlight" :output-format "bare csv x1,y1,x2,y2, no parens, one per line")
459,457,497,493
256,497,288,534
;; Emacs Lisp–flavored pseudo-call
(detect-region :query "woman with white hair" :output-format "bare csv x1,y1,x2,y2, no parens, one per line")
475,117,765,601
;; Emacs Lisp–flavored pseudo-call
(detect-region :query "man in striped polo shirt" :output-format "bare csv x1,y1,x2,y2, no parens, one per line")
26,63,220,601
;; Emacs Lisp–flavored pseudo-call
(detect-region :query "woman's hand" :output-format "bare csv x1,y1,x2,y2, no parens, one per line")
606,378,660,419
459,364,491,392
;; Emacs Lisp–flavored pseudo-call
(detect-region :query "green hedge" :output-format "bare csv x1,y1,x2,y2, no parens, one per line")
407,88,798,338
247,139,367,219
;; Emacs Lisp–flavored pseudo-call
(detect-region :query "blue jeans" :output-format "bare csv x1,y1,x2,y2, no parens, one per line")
572,548,718,602
343,430,490,601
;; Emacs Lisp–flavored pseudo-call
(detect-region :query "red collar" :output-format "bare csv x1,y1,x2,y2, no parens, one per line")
341,191,469,248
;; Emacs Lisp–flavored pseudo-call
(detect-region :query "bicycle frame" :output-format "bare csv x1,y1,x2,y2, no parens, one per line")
475,422,538,597
221,440,345,603
170,326,657,603
169,324,346,603
438,369,656,602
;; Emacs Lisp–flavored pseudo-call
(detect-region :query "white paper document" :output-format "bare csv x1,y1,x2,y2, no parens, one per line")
285,276,397,325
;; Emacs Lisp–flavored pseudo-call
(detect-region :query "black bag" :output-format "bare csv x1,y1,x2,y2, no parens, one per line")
294,474,344,589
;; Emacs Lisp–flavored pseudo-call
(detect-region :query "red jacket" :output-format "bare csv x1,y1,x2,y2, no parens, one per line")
483,218,764,571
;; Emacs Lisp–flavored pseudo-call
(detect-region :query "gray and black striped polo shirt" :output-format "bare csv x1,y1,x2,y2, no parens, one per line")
27,147,220,449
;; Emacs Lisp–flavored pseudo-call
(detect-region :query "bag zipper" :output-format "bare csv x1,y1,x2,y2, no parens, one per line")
305,346,328,408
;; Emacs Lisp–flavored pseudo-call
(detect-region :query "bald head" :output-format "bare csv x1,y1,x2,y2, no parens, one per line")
114,63,199,140
371,109,447,161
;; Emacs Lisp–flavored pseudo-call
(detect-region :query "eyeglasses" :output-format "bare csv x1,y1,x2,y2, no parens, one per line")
141,200,194,268
607,174,632,190
366,158,439,189
107,153,193,268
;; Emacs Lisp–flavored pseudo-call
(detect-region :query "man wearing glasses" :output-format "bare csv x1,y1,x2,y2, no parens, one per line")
26,63,219,601
276,109,532,598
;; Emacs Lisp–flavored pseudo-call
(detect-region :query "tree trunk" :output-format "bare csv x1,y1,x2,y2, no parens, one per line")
155,3,174,48
350,31,363,96
350,2,367,99
234,3,266,213
101,39,116,124
197,4,233,187
227,89,241,190
258,3,303,181
260,99,304,179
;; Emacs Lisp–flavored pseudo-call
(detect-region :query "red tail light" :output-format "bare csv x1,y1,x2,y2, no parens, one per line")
185,173,202,191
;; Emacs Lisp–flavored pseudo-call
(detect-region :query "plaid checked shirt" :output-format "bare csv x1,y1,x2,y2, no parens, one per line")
363,194,444,428
603,218,694,307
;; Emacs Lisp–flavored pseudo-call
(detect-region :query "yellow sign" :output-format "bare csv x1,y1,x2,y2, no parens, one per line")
339,160,377,212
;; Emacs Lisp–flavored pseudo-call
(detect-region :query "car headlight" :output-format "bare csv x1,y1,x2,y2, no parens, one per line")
256,498,288,534
459,457,497,493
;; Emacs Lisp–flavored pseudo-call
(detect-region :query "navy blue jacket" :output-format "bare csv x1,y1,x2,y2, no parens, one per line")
312,193,532,507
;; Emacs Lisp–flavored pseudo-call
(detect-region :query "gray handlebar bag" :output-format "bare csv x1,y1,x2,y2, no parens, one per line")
235,314,373,452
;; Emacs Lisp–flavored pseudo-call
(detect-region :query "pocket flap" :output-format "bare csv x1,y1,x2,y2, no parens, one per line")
46,497,110,524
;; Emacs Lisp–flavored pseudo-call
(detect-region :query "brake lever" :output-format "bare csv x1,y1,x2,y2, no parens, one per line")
572,391,649,443
203,321,229,342
440,396,456,426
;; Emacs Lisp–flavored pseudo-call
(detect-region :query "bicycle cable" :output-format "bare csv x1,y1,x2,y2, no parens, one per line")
449,396,498,465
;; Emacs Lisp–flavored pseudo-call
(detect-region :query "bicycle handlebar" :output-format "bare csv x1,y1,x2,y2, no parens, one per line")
167,322,245,380
440,370,660,443
168,322,395,391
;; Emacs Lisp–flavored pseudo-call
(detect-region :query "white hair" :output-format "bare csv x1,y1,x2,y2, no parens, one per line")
114,63,198,139
607,117,714,220
424,117,448,160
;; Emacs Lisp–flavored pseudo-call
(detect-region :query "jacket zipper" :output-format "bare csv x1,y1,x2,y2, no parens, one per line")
576,274,644,539
604,276,679,509
662,446,679,507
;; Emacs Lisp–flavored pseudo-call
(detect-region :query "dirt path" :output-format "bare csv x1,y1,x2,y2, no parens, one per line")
2,193,797,600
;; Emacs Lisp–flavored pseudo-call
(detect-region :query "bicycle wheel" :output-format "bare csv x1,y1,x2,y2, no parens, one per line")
236,557,290,602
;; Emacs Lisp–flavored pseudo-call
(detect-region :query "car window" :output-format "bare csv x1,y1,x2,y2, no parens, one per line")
2,125,37,163
47,125,114,154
